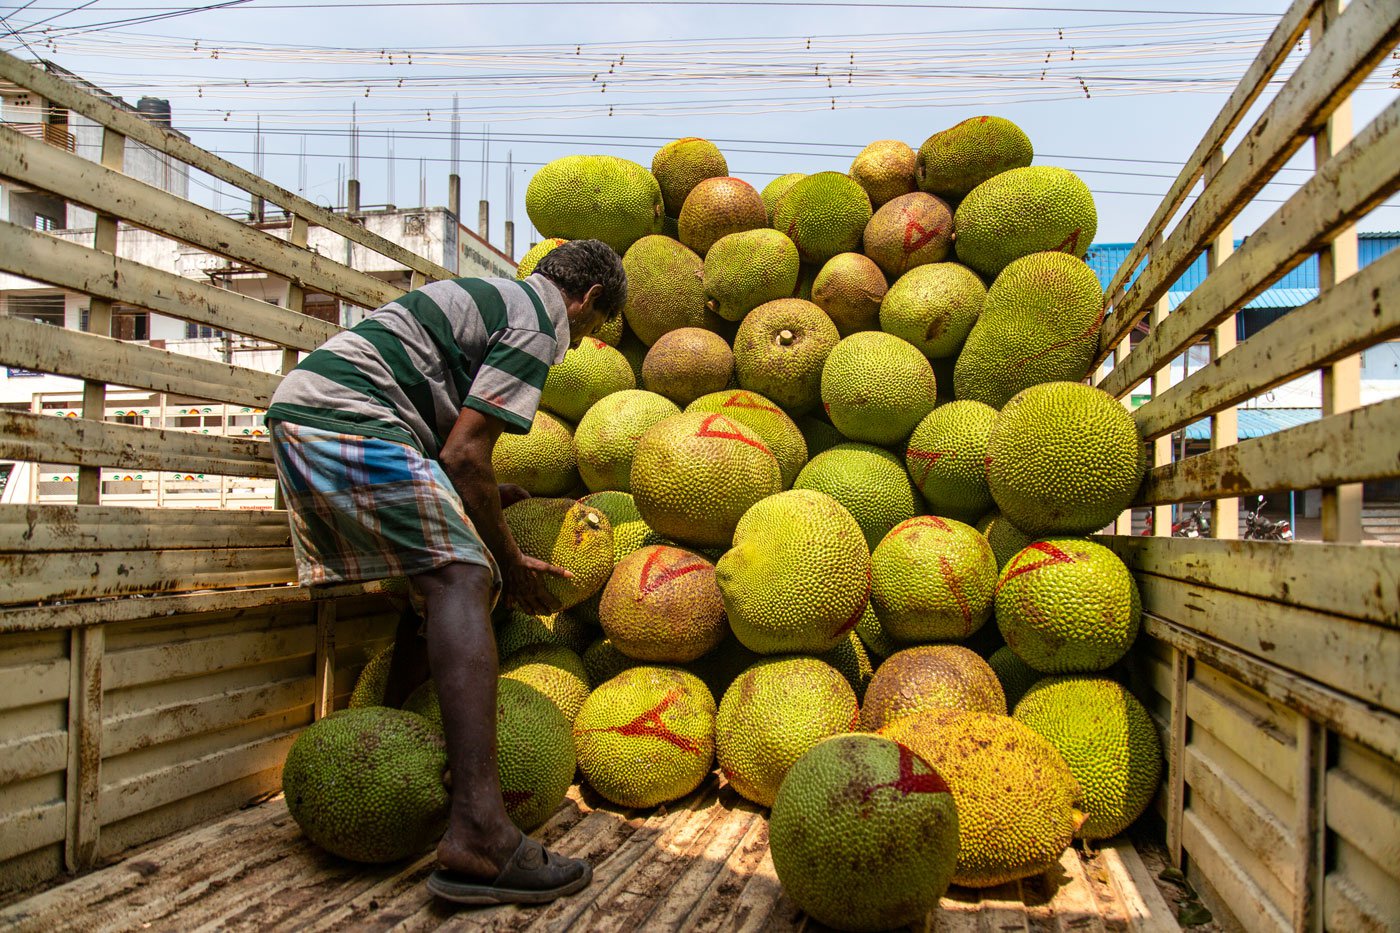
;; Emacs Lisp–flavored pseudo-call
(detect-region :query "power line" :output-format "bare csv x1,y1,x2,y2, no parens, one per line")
3,2,1286,16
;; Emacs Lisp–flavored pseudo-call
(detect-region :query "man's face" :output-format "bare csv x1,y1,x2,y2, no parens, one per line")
566,283,608,347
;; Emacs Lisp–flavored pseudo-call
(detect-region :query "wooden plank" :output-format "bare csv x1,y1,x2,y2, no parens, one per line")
0,656,69,710
0,130,400,311
1323,874,1394,933
1131,248,1400,440
1182,811,1290,933
103,677,315,758
314,602,336,721
1101,536,1399,627
1166,647,1188,866
0,547,295,606
1100,93,1400,399
0,504,291,553
0,581,390,635
1048,848,1106,933
1187,677,1296,797
1095,0,1400,361
103,625,316,691
1203,146,1240,544
1135,396,1400,506
0,222,337,352
63,625,103,871
671,804,774,932
1148,617,1400,764
0,51,453,285
1184,745,1295,891
1097,841,1180,933
0,410,273,480
78,126,124,507
0,730,66,786
1295,719,1328,933
1324,768,1400,879
639,801,764,930
0,317,280,410
1097,0,1317,309
0,801,65,864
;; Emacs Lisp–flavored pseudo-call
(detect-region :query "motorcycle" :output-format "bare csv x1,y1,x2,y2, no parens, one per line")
1243,495,1294,541
1139,502,1212,537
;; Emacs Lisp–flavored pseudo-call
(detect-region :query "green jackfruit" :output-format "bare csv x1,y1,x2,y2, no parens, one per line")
953,165,1097,278
526,155,664,254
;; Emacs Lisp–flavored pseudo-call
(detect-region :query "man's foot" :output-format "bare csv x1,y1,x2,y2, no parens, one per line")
428,835,593,906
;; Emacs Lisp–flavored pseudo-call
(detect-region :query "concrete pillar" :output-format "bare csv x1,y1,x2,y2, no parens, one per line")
448,173,461,220
478,199,489,242
347,178,361,213
504,220,515,261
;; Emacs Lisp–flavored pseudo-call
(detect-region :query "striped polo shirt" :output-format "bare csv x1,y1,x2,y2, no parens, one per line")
266,274,570,458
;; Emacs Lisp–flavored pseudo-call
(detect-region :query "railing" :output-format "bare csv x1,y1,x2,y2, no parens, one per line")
5,121,75,152
1092,1,1400,930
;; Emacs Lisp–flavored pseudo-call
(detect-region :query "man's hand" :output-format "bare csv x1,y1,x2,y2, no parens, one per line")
498,483,532,509
503,550,573,615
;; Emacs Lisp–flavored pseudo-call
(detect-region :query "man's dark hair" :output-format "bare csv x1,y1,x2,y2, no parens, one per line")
534,239,627,321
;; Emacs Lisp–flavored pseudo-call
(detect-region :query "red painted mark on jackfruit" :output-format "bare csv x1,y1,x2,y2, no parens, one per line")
638,547,707,596
822,402,831,415
938,554,973,631
902,218,943,256
996,540,1078,592
575,689,705,754
862,744,951,802
897,515,951,534
1009,304,1106,371
696,413,773,457
905,448,951,484
1053,227,1083,255
832,567,872,637
721,391,783,415
502,789,534,812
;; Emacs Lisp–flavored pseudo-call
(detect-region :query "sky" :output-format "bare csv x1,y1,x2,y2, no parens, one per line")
0,0,1395,254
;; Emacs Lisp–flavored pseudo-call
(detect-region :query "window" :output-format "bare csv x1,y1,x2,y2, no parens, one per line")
185,323,226,339
5,294,64,326
33,214,59,232
113,310,149,341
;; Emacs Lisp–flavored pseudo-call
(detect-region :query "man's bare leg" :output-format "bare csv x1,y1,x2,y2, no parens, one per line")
383,603,431,709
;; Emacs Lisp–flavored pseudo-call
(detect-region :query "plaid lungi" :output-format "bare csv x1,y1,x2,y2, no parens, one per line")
270,422,502,592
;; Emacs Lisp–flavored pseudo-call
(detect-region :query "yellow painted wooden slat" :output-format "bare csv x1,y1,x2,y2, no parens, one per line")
0,129,400,311
0,731,66,786
1135,396,1400,506
1095,0,1400,361
0,410,273,480
0,504,291,553
0,51,452,284
0,317,280,411
0,801,66,863
1101,537,1399,627
103,677,316,758
0,222,336,352
1184,746,1296,893
103,625,316,691
1324,769,1400,877
0,548,295,607
1102,93,1400,399
0,657,70,712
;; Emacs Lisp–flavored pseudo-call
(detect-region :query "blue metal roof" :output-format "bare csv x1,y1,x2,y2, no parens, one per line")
1183,407,1321,441
1084,232,1398,305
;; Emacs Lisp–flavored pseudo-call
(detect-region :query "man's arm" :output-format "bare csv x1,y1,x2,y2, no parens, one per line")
439,407,570,614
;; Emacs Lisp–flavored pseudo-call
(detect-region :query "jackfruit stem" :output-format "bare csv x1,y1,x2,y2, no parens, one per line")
778,329,795,346
1070,808,1089,832
704,298,719,315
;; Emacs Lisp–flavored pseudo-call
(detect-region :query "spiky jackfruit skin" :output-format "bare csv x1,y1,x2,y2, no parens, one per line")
678,177,767,257
495,608,592,659
794,443,921,551
769,734,959,932
771,171,873,264
703,228,801,322
629,412,783,549
881,708,1083,888
760,173,806,224
515,237,568,278
621,235,718,346
996,538,1142,673
880,262,986,361
501,643,592,723
905,401,998,521
861,645,1005,732
821,631,876,701
502,498,614,610
849,139,918,209
652,137,728,218
642,327,734,406
953,252,1105,409
575,389,681,493
811,252,887,337
526,155,664,255
915,116,1034,200
282,708,448,863
540,338,636,423
686,632,764,700
572,666,716,808
716,489,871,655
732,298,840,415
600,545,728,663
594,311,625,347
495,678,577,831
953,165,1097,278
796,413,844,458
870,515,998,643
986,382,1146,536
1014,677,1163,840
988,645,1042,709
863,192,954,279
582,637,641,688
686,390,809,488
491,410,579,497
855,604,899,661
348,644,394,707
716,657,857,807
977,511,1038,570
821,331,938,446
579,491,669,563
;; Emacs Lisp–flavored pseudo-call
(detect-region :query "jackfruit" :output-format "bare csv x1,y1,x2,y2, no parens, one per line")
760,172,806,224
652,137,728,218
491,410,579,497
579,490,668,563
870,515,998,643
621,235,719,346
879,262,986,360
988,645,1042,709
810,252,887,337
849,139,918,209
977,510,1037,570
703,228,801,322
495,678,577,831
685,389,809,488
770,171,873,264
905,400,998,521
526,155,664,255
821,331,937,446
495,607,592,659
860,645,1006,731
502,497,614,609
539,337,636,423
732,298,840,415
516,237,567,278
793,442,921,551
915,116,1034,200
678,177,767,257
574,389,680,494
953,165,1097,278
600,544,728,663
501,643,592,723
862,192,953,279
642,327,734,406
348,644,394,708
582,636,641,688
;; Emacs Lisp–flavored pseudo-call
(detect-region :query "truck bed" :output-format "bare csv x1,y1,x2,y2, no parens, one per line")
0,777,1179,932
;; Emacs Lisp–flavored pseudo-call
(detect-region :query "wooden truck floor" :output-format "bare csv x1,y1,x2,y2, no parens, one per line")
0,777,1180,933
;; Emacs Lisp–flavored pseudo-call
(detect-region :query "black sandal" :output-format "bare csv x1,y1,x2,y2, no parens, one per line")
426,835,593,906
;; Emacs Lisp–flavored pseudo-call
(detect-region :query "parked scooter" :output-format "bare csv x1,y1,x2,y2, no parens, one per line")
1244,495,1294,541
1139,502,1212,537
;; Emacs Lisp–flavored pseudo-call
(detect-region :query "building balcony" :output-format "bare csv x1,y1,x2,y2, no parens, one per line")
5,122,75,152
